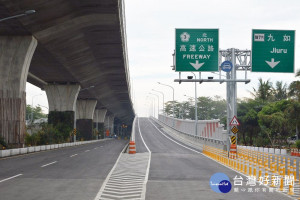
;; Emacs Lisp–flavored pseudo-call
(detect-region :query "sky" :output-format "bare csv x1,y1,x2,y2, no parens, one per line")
125,0,300,117
26,0,300,118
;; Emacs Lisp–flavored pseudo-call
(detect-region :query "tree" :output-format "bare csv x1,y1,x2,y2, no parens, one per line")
197,96,213,120
238,99,263,145
251,78,274,102
257,100,291,147
274,81,287,101
285,100,300,139
288,69,300,101
164,101,179,117
26,105,47,121
210,96,227,120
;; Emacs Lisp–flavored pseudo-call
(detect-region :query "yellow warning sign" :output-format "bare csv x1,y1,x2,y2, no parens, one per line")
231,136,236,144
231,126,239,134
73,128,77,136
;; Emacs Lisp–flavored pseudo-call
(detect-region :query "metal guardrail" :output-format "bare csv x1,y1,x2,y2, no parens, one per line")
157,114,227,145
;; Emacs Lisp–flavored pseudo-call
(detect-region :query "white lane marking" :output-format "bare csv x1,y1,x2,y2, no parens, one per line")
93,143,129,200
70,154,78,157
41,161,57,168
85,150,90,152
138,117,151,200
148,119,201,154
138,117,151,153
148,118,292,199
94,147,98,149
0,174,23,183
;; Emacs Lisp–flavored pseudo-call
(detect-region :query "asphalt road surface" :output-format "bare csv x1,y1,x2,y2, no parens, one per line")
0,118,293,200
0,139,127,200
136,117,291,200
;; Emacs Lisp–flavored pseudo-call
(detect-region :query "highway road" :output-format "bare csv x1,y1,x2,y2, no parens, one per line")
0,118,293,200
0,139,127,200
136,117,291,200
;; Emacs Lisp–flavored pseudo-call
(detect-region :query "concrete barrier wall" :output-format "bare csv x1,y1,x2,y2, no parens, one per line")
20,148,28,154
10,149,20,156
0,139,105,158
28,147,35,153
281,149,287,155
275,149,281,155
153,117,226,151
239,145,287,156
158,114,226,144
0,150,10,157
35,146,41,152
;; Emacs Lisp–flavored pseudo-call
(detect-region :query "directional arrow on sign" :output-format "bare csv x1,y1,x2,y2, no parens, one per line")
265,58,280,68
190,60,205,70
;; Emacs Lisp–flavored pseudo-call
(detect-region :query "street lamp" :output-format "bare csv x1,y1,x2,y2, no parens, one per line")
149,93,159,118
189,72,198,136
31,94,42,123
37,104,49,115
0,10,36,22
152,89,165,115
157,82,175,127
146,96,155,117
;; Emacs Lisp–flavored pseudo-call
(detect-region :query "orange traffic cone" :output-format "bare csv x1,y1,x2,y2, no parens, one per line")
129,141,136,154
291,148,295,156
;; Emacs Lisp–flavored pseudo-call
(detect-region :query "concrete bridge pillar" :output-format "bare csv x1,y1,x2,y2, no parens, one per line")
76,99,97,140
93,109,107,138
44,84,80,132
109,115,115,135
0,36,37,146
104,115,115,136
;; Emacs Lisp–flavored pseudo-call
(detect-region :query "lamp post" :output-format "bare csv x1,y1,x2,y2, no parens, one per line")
184,94,195,120
31,94,42,123
149,93,159,118
152,89,165,115
191,72,198,136
37,104,49,114
0,10,36,22
158,82,175,127
146,96,155,117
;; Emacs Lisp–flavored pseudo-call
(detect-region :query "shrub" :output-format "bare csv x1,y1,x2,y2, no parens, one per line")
296,140,300,149
25,133,39,146
0,136,7,149
255,137,270,147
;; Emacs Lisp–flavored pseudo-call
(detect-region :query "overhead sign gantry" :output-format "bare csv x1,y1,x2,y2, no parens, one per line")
252,29,295,73
175,29,219,72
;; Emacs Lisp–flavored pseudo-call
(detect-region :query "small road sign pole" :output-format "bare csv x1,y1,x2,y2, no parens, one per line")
226,48,238,154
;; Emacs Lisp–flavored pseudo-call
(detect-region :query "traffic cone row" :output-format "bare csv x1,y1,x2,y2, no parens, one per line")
291,148,300,157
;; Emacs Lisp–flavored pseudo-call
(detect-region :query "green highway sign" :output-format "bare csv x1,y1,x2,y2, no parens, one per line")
175,29,219,72
252,29,295,73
